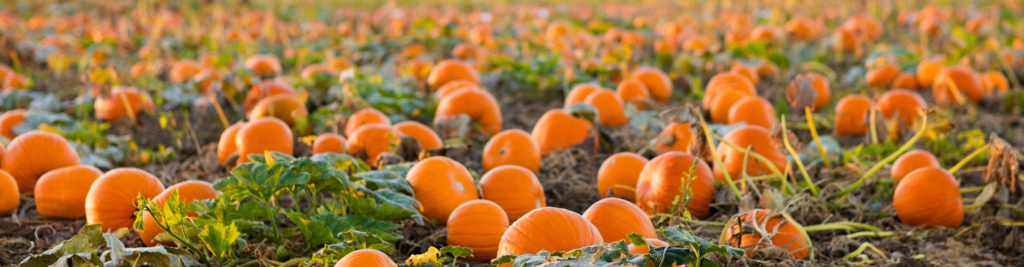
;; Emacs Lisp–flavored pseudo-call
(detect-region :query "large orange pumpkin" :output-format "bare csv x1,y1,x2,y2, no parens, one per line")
243,81,295,113
0,170,17,215
713,125,787,182
140,180,218,246
446,200,510,261
728,96,778,129
217,122,245,164
1,131,81,192
891,150,940,181
435,89,502,136
235,118,293,164
406,157,479,224
247,95,308,127
893,167,964,228
393,121,443,150
497,207,604,256
311,133,346,154
334,249,398,267
833,95,875,136
482,129,541,173
635,152,715,219
347,124,402,161
34,165,102,219
480,165,546,223
584,89,629,127
933,66,987,104
531,109,593,154
0,109,27,140
94,86,155,122
85,168,166,232
724,209,810,259
345,108,392,138
630,68,672,104
597,152,649,201
582,198,657,243
653,122,695,155
427,59,480,89
875,89,926,128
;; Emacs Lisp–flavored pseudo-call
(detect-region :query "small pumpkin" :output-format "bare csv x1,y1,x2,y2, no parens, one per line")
244,54,283,78
217,122,245,164
446,200,510,261
731,64,760,86
876,89,927,128
435,89,503,136
933,66,987,104
703,72,757,108
630,67,672,103
892,72,918,90
345,108,392,138
85,168,166,232
34,165,103,219
916,58,943,88
582,198,657,243
497,207,604,256
140,181,218,246
894,167,964,228
584,89,629,127
334,249,398,267
243,81,295,114
982,71,1009,92
833,95,875,136
728,96,778,129
393,121,443,151
311,133,347,155
724,209,810,259
346,124,402,161
434,80,482,99
565,83,601,106
865,63,901,88
531,109,593,154
597,152,649,201
94,86,155,122
709,90,752,123
0,170,17,215
0,109,27,140
482,129,541,173
169,60,203,83
247,94,308,127
406,157,479,224
713,125,787,182
480,165,546,223
616,79,651,109
653,122,695,155
427,59,480,89
1,131,81,192
235,118,294,164
784,73,831,110
636,152,715,219
891,150,941,181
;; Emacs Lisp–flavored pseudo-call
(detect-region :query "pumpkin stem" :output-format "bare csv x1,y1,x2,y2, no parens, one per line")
805,107,831,169
948,143,990,175
690,106,743,200
781,116,820,197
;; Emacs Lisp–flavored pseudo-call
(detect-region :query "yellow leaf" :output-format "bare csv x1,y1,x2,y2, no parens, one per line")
265,150,276,167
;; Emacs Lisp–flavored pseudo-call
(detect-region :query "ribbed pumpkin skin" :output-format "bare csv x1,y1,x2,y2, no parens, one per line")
0,109,27,140
833,95,875,136
217,122,245,164
596,153,649,201
725,209,810,259
894,167,964,228
1,131,81,192
482,129,541,173
0,170,18,215
496,207,604,256
712,126,787,182
334,249,398,267
582,198,657,243
531,109,593,154
94,86,155,122
235,118,293,164
85,168,165,232
311,133,347,155
635,152,715,219
406,157,479,224
446,200,510,261
435,89,503,136
246,95,308,126
480,165,546,223
34,165,103,219
346,124,402,162
393,121,443,150
141,181,218,246
891,150,940,181
344,109,392,138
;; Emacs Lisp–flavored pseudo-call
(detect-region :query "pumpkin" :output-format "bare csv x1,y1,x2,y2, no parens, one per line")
311,133,347,155
713,125,787,182
833,95,875,136
756,61,781,80
785,73,831,110
786,17,822,40
427,59,480,89
865,63,901,88
709,90,752,123
243,81,295,113
597,153,648,201
916,58,943,88
482,130,540,173
346,124,402,161
630,68,672,103
235,118,293,164
703,72,757,109
435,89,502,136
565,83,601,106
894,167,964,228
584,89,629,127
0,109,27,140
892,72,918,90
140,180,218,246
731,64,760,86
582,198,657,243
300,64,334,79
1,131,81,192
169,60,203,83
217,122,245,164
345,108,392,138
393,121,443,151
724,209,810,259
34,165,103,219
628,238,670,254
531,109,593,154
833,28,859,52
247,94,308,127
876,89,926,128
406,157,479,224
497,207,604,256
244,54,283,78
728,96,778,129
616,79,651,109
446,200,510,261
636,152,715,219
653,122,695,155
94,86,155,122
933,66,987,104
334,249,398,267
85,168,166,232
435,80,482,99
480,165,546,223
891,150,941,181
452,43,480,60
0,170,17,215
982,71,1009,92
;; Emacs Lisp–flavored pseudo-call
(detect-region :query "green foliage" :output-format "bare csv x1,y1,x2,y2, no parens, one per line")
19,224,197,267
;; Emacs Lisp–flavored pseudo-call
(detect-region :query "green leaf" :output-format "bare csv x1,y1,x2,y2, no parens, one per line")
198,222,241,259
440,246,473,261
286,212,341,251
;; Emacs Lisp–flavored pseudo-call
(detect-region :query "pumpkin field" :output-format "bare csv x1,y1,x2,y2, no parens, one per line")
2,0,1024,266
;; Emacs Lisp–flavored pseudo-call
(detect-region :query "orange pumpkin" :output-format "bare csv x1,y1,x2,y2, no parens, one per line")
483,129,541,173
446,200,510,261
334,249,398,267
497,207,604,256
785,73,831,110
786,17,821,41
247,95,308,126
0,109,27,140
244,54,283,78
916,59,943,88
893,167,964,228
982,71,1009,92
393,121,443,151
833,28,859,52
346,124,402,161
34,165,102,219
565,83,601,106
169,60,203,83
709,90,752,123
731,64,760,86
892,72,918,90
728,96,778,129
1,131,80,192
582,198,657,243
217,122,245,164
85,168,165,232
630,68,673,103
434,80,482,99
653,122,695,155
703,72,757,109
724,209,810,259
865,63,901,88
406,157,479,224
435,89,502,136
243,81,295,113
584,89,629,127
311,133,347,155
756,61,780,80
713,125,787,182
300,64,334,79
235,118,293,164
876,89,926,128
628,238,681,266
597,152,649,201
933,66,987,104
616,79,651,109
345,108,392,138
635,152,715,219
531,109,593,154
427,59,480,89
0,170,17,215
891,150,940,181
94,86,155,122
140,181,218,246
480,165,546,223
833,95,875,136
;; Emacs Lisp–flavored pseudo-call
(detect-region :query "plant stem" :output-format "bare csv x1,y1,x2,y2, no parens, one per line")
805,107,831,168
152,210,214,266
948,144,990,174
262,199,283,243
844,242,889,261
803,224,856,232
781,117,820,197
847,231,895,239
712,133,793,195
828,111,928,201
692,107,742,200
